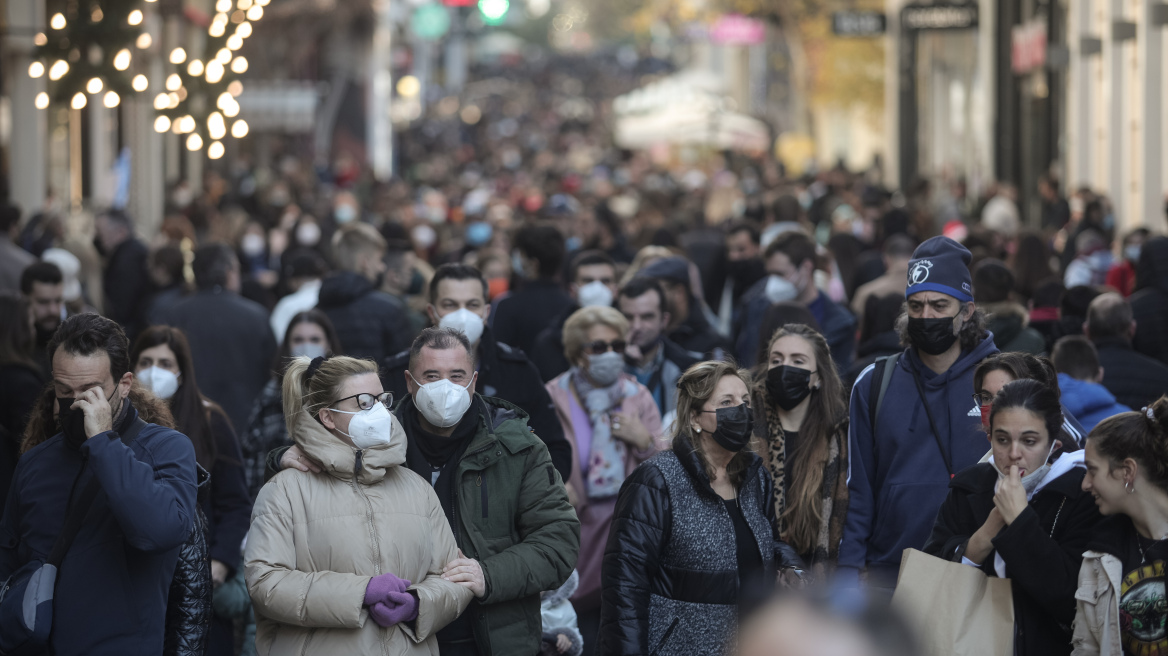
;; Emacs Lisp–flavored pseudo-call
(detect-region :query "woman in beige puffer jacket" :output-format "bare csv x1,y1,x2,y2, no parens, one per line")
245,355,472,655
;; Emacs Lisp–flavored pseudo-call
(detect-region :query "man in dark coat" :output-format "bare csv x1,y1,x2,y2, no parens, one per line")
529,250,619,382
1130,235,1168,366
638,256,731,360
1085,291,1168,411
492,224,573,354
382,263,573,481
95,210,151,343
163,243,275,433
616,277,701,419
0,314,198,656
316,222,412,363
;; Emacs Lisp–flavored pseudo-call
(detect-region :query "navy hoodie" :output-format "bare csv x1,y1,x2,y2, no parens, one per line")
0,405,197,656
840,335,999,584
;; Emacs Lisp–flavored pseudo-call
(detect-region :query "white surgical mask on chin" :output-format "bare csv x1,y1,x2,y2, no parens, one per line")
330,403,395,449
409,372,474,428
992,439,1058,499
138,366,180,400
439,308,485,345
577,281,614,308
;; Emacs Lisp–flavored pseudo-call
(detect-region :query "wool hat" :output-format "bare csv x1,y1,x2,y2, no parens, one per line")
637,256,691,290
905,236,974,302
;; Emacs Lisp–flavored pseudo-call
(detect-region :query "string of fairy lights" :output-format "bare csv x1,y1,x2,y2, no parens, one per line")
27,0,267,159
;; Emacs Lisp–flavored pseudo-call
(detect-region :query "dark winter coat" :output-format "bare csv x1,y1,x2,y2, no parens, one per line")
240,378,287,500
984,301,1047,355
840,336,1000,585
0,404,198,656
669,302,732,361
103,236,151,343
529,303,577,383
1093,335,1168,411
316,270,412,364
924,461,1102,656
163,288,276,433
201,409,252,576
1131,236,1168,366
733,285,855,370
598,439,804,656
492,279,574,355
382,325,573,481
164,470,213,656
0,362,42,510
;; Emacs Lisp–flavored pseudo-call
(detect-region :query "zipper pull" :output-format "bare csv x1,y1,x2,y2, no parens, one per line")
354,450,363,475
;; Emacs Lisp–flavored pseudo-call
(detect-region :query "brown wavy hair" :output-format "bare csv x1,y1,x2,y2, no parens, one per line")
673,360,755,489
21,384,176,454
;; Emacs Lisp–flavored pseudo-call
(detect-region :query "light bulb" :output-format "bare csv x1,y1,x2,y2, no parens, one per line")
231,10,245,23
71,92,86,110
154,116,171,132
50,13,66,29
222,99,240,117
167,92,180,108
136,33,152,49
231,119,249,138
28,61,45,78
170,48,187,64
86,78,103,94
132,74,148,91
34,32,47,46
238,0,254,9
35,92,49,109
166,73,181,91
228,80,243,96
246,5,263,20
216,48,232,64
113,49,131,70
179,115,196,133
208,112,226,139
231,57,248,74
187,60,204,77
226,34,243,51
127,10,143,25
103,91,120,108
49,60,69,81
257,0,270,6
209,21,225,37
236,22,252,38
154,93,169,110
216,0,233,11
186,133,203,151
205,60,225,84
208,141,225,159
217,92,233,110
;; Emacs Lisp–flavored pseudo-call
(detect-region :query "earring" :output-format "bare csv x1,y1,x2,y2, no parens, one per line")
1126,480,1137,494
695,427,701,433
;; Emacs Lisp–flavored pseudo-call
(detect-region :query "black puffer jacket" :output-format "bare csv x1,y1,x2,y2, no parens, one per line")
599,438,803,656
317,271,413,363
1131,235,1168,366
164,465,213,656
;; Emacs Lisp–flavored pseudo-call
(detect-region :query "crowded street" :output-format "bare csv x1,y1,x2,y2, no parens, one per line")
1,0,1167,655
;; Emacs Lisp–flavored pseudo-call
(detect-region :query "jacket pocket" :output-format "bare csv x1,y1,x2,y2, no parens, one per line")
650,618,679,656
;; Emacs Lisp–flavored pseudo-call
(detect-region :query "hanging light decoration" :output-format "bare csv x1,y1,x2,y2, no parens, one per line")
48,60,69,81
50,13,67,29
70,92,86,109
231,119,248,138
127,10,143,25
113,49,132,70
166,74,182,91
103,91,120,108
208,112,227,139
188,60,205,77
205,60,225,84
136,33,152,49
154,116,171,132
230,57,248,74
132,74,148,91
186,133,203,151
86,78,104,94
246,5,263,20
28,61,45,78
236,22,252,38
208,141,225,159
35,92,50,109
170,48,187,64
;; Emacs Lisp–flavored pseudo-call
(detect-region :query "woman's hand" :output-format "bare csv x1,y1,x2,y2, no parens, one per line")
211,559,229,587
610,409,652,450
280,445,322,473
965,507,1006,564
778,568,806,590
556,634,572,653
994,466,1029,525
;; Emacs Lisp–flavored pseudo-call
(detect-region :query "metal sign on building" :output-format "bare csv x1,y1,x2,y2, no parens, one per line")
831,11,887,37
901,3,979,31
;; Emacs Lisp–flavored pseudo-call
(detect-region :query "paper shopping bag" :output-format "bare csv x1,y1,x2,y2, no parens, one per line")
891,548,1014,656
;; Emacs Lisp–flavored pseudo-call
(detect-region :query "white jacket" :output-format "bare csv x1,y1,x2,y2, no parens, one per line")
1071,549,1124,656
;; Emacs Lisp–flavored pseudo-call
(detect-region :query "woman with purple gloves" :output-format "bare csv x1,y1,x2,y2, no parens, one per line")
244,354,471,655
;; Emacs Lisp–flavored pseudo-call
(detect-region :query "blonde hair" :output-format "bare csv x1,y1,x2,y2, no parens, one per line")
332,223,386,271
562,306,630,364
673,360,755,488
282,355,379,434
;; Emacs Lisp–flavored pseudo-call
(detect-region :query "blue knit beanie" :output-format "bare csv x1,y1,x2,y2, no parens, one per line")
905,236,974,302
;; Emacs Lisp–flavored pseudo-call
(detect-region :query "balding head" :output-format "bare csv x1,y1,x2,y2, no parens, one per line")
1085,292,1135,341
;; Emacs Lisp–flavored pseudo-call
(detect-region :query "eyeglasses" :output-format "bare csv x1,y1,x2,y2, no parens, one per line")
331,392,394,411
584,339,626,355
972,391,994,406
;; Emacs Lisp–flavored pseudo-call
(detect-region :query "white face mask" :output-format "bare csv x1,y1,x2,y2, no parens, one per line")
291,342,327,360
330,402,395,449
438,308,485,345
577,280,614,308
764,274,797,304
138,366,180,400
409,372,474,428
992,439,1059,498
241,233,265,257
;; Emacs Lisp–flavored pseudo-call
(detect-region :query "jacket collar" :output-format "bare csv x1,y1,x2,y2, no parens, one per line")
292,409,407,484
673,434,762,500
1092,335,1134,351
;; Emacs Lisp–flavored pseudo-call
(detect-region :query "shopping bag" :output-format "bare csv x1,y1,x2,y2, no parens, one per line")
890,548,1014,656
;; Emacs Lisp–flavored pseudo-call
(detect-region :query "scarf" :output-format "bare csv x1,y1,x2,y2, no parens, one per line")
570,368,633,499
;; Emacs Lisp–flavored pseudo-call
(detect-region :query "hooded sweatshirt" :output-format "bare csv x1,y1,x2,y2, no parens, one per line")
840,334,999,584
1056,373,1131,433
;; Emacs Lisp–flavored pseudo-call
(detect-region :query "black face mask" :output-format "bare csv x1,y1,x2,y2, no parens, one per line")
708,404,754,453
766,365,815,411
907,316,960,356
57,396,89,449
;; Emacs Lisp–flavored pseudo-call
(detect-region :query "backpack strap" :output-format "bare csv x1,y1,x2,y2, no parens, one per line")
867,353,900,434
47,417,148,567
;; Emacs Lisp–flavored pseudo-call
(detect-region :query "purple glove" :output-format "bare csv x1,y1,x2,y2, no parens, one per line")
369,590,419,627
364,573,411,607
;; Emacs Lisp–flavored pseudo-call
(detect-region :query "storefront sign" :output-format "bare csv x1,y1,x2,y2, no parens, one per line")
832,11,887,36
1011,19,1046,74
902,3,978,31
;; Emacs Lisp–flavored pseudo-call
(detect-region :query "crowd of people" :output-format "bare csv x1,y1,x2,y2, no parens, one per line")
1,54,1168,656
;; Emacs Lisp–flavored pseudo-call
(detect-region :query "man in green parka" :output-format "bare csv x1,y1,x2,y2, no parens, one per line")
272,327,580,656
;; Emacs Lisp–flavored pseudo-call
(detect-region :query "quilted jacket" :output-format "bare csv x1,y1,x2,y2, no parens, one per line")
165,500,213,656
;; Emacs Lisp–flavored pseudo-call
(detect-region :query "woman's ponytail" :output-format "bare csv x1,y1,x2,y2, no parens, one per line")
281,355,379,436
282,356,311,434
